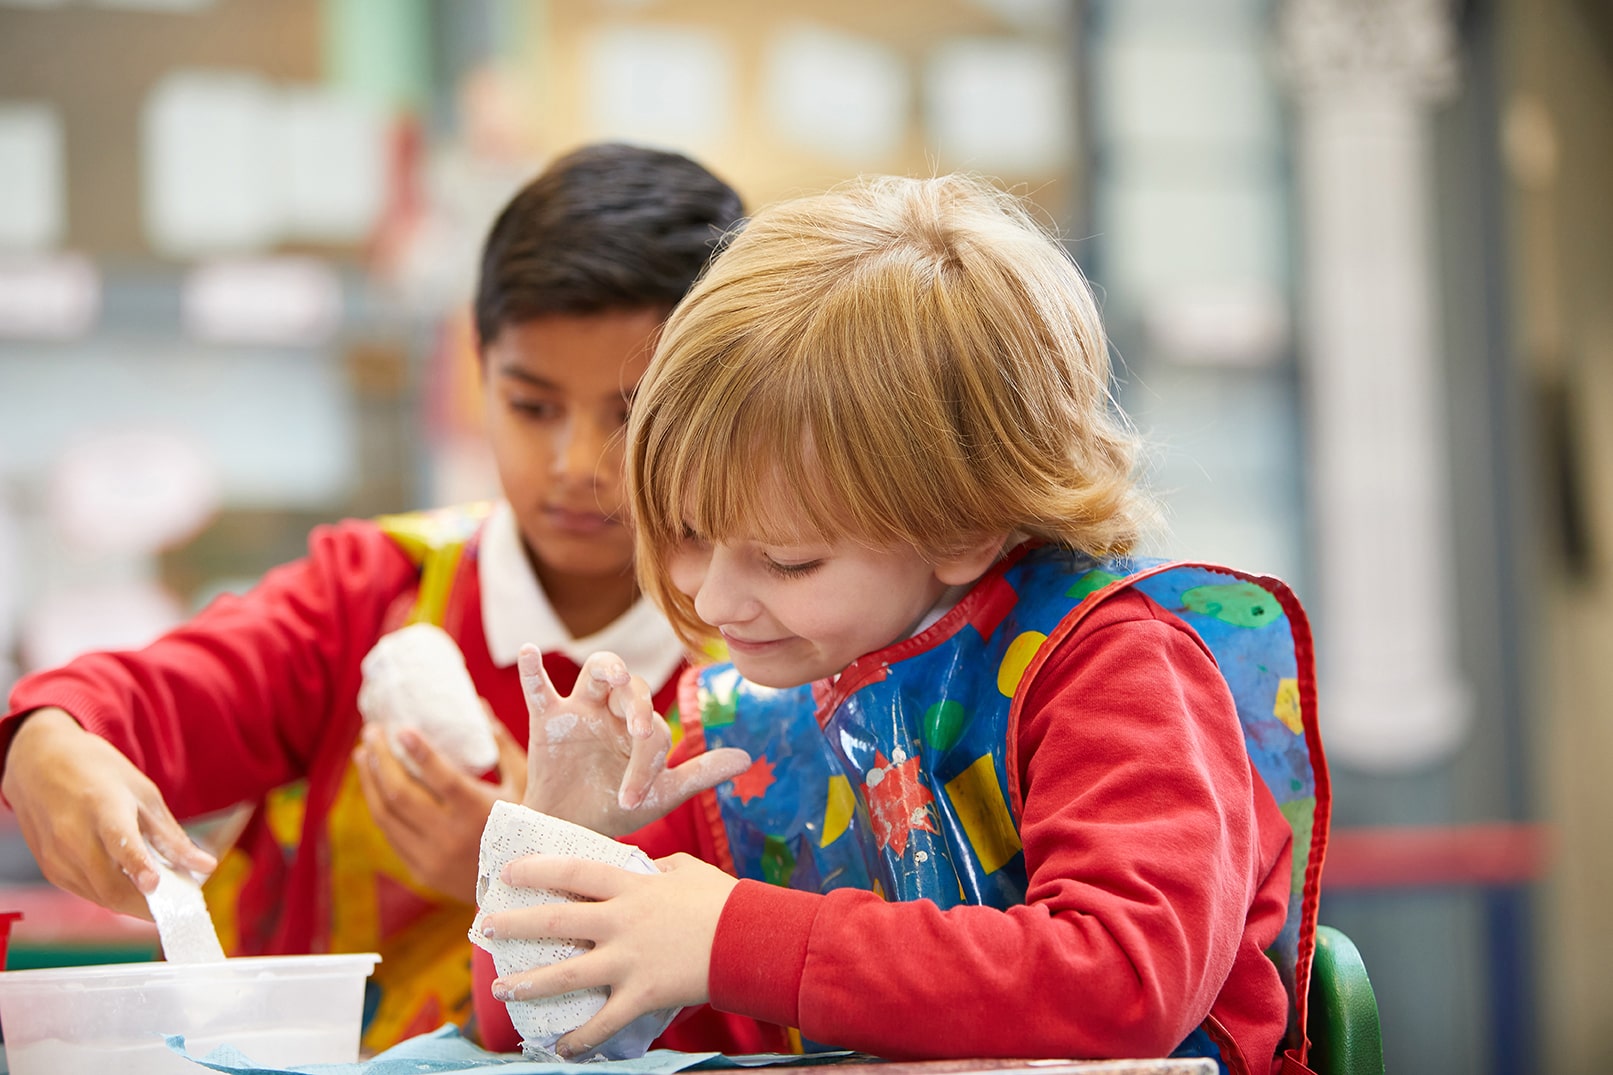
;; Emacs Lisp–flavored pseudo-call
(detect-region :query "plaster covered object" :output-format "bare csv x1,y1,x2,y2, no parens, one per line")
357,623,499,776
145,853,226,964
470,800,678,1059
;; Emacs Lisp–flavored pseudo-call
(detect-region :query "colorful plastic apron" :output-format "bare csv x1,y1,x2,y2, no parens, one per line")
203,502,494,1052
680,544,1328,1071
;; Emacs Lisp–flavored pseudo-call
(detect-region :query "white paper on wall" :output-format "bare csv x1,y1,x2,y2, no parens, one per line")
0,102,65,252
584,26,733,151
142,71,281,256
143,71,389,255
280,88,388,243
182,256,343,345
22,579,186,672
763,23,908,163
923,38,1074,175
48,428,219,556
0,255,99,338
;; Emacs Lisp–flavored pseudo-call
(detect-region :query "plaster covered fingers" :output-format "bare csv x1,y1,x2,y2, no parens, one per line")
578,651,631,703
581,655,654,741
517,644,567,724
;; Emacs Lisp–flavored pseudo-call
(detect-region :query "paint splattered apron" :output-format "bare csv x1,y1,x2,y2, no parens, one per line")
680,544,1328,1070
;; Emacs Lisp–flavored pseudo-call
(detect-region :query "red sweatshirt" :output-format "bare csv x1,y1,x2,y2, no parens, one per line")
476,590,1292,1073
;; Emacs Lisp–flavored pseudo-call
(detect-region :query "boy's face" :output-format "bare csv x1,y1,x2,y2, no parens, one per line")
482,311,665,598
665,496,997,688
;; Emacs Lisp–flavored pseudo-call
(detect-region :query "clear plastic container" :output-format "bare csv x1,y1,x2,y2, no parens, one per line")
0,952,380,1075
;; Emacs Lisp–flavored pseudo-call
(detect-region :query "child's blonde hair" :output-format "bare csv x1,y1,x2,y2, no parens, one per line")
627,173,1153,646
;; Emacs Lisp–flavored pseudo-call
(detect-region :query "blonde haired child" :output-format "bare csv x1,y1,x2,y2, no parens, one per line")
476,174,1327,1075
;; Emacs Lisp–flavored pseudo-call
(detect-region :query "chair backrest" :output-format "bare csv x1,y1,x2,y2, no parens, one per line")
1307,925,1385,1075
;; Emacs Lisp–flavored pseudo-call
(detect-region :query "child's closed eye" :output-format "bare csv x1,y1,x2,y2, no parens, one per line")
762,556,823,579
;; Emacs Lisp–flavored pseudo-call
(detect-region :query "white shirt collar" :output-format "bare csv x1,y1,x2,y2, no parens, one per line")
478,501,689,689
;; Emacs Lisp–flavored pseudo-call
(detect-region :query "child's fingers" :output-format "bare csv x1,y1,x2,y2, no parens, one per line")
139,801,217,880
556,996,644,1061
353,740,420,843
517,644,566,723
100,814,162,897
501,853,638,902
603,673,655,739
617,734,671,812
578,652,631,704
393,728,466,801
669,747,754,804
491,945,610,1007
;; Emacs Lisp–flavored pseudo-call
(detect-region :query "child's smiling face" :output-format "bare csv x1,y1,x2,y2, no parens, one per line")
665,491,1002,688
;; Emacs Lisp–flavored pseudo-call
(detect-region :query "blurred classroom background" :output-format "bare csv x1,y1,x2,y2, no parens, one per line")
0,0,1608,1071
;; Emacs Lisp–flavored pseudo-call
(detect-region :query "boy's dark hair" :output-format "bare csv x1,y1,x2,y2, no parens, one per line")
474,142,745,348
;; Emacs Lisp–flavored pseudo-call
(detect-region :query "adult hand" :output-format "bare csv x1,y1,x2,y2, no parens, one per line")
0,707,216,919
481,852,739,1059
519,647,750,836
353,708,527,903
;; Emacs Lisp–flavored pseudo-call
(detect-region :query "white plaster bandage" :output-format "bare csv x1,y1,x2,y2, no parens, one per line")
357,623,500,776
470,800,678,1060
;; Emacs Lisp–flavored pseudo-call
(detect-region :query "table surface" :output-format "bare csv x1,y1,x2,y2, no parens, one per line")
811,1062,1216,1075
0,1054,1218,1075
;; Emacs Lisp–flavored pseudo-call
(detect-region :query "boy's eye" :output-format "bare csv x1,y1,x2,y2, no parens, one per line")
510,399,562,420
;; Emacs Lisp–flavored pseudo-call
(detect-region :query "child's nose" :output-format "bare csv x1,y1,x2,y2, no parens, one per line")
691,550,752,627
552,415,608,482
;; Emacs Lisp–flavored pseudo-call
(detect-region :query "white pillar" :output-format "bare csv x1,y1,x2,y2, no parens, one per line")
1279,0,1472,771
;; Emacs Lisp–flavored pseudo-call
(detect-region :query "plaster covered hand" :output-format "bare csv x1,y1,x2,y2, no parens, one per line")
353,714,527,904
480,851,739,1060
0,707,218,919
516,646,750,835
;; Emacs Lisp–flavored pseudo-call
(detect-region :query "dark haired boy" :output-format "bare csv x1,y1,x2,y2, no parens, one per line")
0,142,764,1052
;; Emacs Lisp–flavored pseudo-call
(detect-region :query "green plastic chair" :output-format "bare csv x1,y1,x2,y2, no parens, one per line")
1305,925,1384,1075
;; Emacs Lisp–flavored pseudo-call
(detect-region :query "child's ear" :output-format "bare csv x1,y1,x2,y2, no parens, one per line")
933,532,1012,587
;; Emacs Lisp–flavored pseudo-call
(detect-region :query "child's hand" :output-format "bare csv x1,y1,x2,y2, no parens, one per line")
481,851,739,1059
519,647,750,836
353,713,526,903
0,707,217,919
